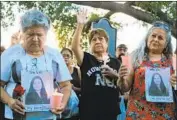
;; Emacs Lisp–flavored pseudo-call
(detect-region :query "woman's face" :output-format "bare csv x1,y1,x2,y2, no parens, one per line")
153,74,161,86
21,26,47,53
147,28,167,54
33,78,42,91
61,50,72,65
90,34,108,54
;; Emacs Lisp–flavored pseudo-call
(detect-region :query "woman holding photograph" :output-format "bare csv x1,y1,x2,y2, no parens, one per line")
149,73,169,96
25,76,49,104
118,21,176,119
0,9,72,120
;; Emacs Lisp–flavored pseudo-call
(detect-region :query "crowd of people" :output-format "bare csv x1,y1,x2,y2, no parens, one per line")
0,8,176,120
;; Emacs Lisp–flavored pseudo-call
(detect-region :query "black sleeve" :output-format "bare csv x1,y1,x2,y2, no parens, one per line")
115,58,121,72
79,52,94,70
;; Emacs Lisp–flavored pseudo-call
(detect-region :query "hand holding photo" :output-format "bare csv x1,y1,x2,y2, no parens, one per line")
145,67,173,103
121,56,132,69
50,90,63,109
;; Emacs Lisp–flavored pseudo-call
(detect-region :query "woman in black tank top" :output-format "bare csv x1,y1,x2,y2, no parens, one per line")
61,48,81,120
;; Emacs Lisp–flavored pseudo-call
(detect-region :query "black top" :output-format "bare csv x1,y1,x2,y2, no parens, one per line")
25,91,50,105
117,56,122,63
71,67,81,96
149,87,169,96
80,52,121,120
71,67,80,88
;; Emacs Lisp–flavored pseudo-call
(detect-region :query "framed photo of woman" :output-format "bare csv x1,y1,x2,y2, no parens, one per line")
21,71,54,112
145,67,173,103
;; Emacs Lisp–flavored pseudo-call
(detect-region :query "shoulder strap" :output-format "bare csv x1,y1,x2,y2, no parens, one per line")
12,62,20,84
75,67,81,81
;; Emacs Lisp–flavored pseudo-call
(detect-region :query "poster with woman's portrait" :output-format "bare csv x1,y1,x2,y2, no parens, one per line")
145,67,173,103
21,71,54,112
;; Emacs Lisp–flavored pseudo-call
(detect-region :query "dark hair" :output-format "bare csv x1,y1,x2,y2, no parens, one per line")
61,48,73,58
175,48,177,54
117,44,128,50
149,73,167,96
0,46,5,54
89,28,109,44
28,76,48,99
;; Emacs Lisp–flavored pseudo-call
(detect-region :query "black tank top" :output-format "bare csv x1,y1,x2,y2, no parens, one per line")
71,67,81,95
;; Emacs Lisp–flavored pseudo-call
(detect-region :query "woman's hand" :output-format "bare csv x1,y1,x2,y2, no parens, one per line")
118,65,129,80
8,98,25,115
101,65,118,79
72,84,81,92
77,9,88,24
117,65,129,88
51,103,65,115
170,73,177,89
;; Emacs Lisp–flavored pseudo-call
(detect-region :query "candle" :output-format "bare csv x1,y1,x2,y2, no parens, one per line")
121,55,132,69
50,90,63,109
173,56,176,71
172,56,177,90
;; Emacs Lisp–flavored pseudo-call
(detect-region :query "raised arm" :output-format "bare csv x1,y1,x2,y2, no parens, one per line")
71,9,88,66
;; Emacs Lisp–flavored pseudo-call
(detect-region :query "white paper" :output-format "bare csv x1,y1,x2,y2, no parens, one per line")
145,67,173,103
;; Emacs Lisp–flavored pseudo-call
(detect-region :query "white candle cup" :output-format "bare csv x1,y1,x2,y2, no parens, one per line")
174,71,177,90
50,92,63,109
174,85,177,90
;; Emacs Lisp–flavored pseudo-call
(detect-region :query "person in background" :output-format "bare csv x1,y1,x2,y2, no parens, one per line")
116,44,128,63
118,21,176,119
10,31,21,46
0,46,5,55
72,9,121,120
116,44,129,120
0,46,6,120
61,48,81,120
0,9,72,120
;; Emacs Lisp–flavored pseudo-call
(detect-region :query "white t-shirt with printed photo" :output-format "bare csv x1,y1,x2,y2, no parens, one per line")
1,44,72,120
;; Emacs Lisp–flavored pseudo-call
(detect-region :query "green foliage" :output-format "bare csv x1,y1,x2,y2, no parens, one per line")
134,2,176,22
1,1,78,49
1,1,175,50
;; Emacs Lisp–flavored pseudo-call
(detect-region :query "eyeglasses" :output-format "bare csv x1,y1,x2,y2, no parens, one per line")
62,54,72,58
117,48,127,52
153,21,171,32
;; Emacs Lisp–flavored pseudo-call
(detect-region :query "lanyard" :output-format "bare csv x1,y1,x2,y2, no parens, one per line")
24,49,48,73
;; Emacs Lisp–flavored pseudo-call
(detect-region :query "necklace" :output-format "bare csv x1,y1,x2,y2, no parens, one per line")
143,54,169,68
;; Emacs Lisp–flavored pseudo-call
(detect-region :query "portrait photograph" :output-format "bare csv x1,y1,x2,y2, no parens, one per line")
145,67,173,103
21,71,54,112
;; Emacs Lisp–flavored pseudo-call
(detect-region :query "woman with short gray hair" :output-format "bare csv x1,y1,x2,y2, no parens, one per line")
0,9,72,120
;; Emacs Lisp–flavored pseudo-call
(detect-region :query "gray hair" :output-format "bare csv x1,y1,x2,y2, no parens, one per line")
20,9,51,32
131,21,173,68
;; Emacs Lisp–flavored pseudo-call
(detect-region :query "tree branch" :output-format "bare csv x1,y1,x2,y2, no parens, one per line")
124,1,135,6
70,1,176,38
